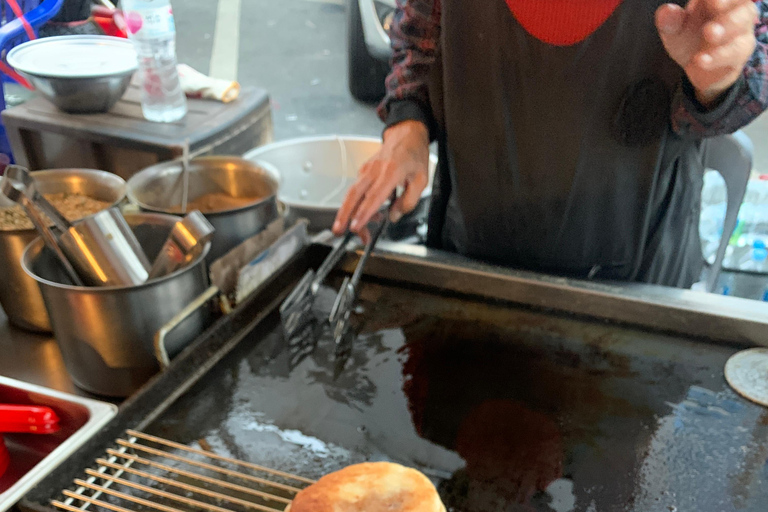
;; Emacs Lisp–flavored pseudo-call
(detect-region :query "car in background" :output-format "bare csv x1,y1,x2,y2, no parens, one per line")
347,0,396,102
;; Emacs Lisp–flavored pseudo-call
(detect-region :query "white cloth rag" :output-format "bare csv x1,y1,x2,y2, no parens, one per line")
177,64,240,103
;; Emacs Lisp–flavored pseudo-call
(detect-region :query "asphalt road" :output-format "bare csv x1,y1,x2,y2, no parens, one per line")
174,0,383,143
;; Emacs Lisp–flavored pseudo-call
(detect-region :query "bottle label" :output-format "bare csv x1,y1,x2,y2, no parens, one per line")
125,6,176,37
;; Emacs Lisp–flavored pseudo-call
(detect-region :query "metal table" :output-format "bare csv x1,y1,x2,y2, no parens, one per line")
0,310,82,398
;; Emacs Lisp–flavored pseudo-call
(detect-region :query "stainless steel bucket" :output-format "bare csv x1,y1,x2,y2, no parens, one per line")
126,156,280,263
0,169,126,332
21,213,211,397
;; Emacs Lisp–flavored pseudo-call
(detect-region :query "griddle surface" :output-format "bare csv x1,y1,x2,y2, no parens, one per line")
145,281,768,512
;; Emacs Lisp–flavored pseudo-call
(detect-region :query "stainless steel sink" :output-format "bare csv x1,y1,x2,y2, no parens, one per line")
0,376,117,511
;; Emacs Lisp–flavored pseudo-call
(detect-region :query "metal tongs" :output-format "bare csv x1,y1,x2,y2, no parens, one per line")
279,196,394,375
328,209,391,373
1,166,84,285
279,231,355,339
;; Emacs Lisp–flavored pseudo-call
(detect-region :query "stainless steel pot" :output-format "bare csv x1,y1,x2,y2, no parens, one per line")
0,169,126,332
126,156,280,263
22,213,211,397
243,136,437,232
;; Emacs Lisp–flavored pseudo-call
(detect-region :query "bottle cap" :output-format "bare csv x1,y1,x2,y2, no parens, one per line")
753,240,768,263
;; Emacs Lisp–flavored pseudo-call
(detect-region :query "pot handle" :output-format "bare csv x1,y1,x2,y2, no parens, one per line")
154,285,220,368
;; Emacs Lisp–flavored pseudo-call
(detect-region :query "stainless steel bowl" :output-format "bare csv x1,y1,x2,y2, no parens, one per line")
22,213,211,397
20,72,135,114
126,156,280,262
0,169,126,332
7,35,137,114
243,135,437,231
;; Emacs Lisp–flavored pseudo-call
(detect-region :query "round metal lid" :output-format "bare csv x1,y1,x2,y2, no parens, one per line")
724,348,768,407
7,35,137,78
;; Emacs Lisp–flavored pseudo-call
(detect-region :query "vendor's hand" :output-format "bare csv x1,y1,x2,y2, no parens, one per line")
332,120,430,237
656,0,759,107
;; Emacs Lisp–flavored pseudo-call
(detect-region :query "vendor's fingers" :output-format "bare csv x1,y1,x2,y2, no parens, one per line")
699,0,752,16
656,3,687,35
357,225,371,245
702,2,759,44
333,167,376,234
349,170,400,233
390,172,428,223
695,32,756,69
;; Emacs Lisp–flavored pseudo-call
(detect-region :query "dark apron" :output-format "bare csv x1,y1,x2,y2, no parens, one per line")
426,0,704,288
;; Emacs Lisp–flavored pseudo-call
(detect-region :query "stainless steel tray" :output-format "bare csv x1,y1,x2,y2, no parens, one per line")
0,376,117,511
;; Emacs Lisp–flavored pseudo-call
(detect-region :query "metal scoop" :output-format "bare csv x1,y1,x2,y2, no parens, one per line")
1,169,84,286
148,210,214,280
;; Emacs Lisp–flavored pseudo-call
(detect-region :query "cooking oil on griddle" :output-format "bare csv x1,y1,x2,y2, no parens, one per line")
146,281,768,512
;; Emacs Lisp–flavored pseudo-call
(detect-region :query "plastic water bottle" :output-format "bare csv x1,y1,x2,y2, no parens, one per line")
121,0,187,122
740,240,768,273
722,273,735,296
699,171,727,264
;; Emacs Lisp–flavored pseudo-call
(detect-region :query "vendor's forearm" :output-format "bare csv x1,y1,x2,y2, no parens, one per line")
377,0,441,140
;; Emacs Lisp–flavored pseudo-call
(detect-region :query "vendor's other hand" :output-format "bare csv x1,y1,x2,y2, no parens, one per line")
656,0,759,107
332,120,430,238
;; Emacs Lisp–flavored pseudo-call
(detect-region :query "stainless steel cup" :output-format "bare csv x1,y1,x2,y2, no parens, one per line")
59,207,151,287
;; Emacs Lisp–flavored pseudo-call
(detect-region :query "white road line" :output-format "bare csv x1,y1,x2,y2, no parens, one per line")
209,0,242,81
304,0,345,6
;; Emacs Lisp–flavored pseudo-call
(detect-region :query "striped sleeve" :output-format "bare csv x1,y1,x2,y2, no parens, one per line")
376,0,441,139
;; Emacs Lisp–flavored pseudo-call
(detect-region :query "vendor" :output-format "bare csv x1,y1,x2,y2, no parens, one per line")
333,0,768,288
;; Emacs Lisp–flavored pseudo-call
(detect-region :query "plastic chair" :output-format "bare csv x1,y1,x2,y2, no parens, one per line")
701,130,753,292
0,0,65,159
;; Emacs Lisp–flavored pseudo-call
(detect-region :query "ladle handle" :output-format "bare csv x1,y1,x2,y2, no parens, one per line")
20,196,84,287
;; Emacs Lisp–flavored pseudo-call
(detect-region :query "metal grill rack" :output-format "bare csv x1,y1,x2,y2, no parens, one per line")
51,430,315,512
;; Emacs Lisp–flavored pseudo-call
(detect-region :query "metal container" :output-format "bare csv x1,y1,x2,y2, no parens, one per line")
7,36,137,114
126,156,280,262
17,72,135,114
59,208,152,287
0,169,126,332
0,376,116,510
243,135,437,232
21,214,211,398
